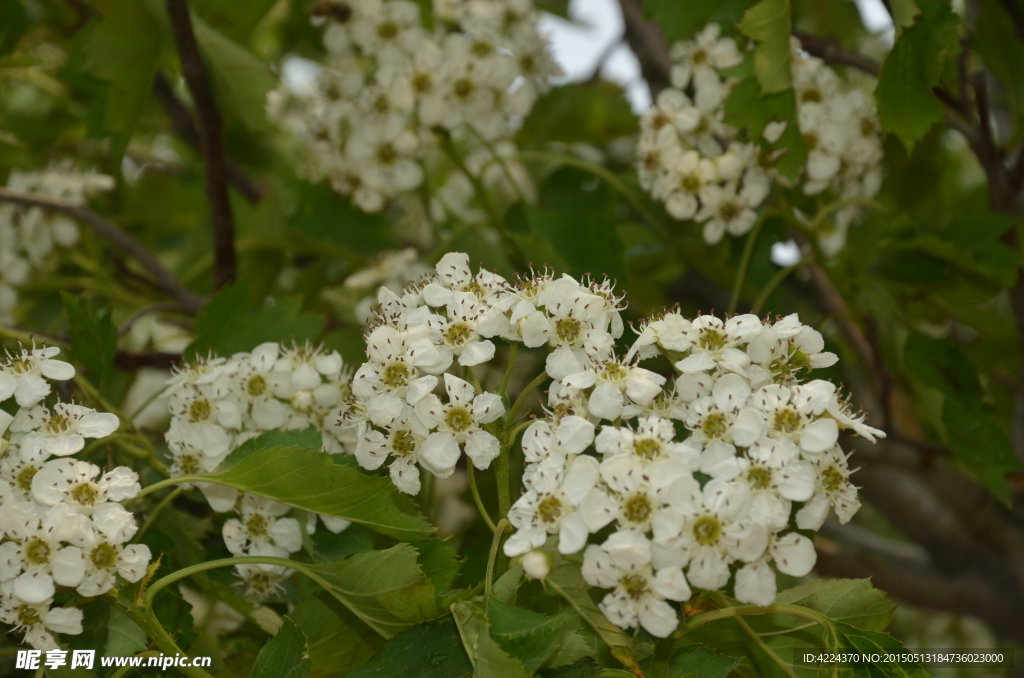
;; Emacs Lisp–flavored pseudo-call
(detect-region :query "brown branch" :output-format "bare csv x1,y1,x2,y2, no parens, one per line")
615,0,672,96
794,31,881,77
152,74,266,204
0,187,203,313
166,0,237,290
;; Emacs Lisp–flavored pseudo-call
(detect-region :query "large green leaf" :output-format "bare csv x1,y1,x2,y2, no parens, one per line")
80,0,159,161
516,82,637,148
451,599,532,678
875,0,961,150
104,610,148,658
545,561,633,657
738,0,792,94
192,14,277,133
302,544,465,638
664,645,742,678
291,595,382,676
488,597,572,673
643,0,751,43
251,616,311,678
348,617,473,678
774,579,895,632
723,75,808,179
192,0,278,41
61,293,117,386
522,205,626,281
198,444,433,540
185,279,325,359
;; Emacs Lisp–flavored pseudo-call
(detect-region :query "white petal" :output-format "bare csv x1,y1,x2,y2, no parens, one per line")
458,340,495,366
800,419,838,453
464,430,500,470
39,359,75,381
419,432,460,477
472,393,505,424
15,571,55,604
51,546,87,588
558,512,588,554
563,455,600,505
589,382,624,421
772,533,816,576
443,373,476,404
639,598,679,638
557,416,596,455
116,544,152,583
546,345,583,380
270,518,303,553
734,560,776,606
686,549,731,590
652,566,692,601
795,495,830,530
42,606,83,635
580,488,617,532
77,412,120,438
405,375,438,405
198,482,238,513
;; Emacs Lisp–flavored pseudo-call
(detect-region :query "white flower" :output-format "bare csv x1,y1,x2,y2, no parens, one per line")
595,416,698,469
796,445,860,530
235,562,290,601
415,374,504,473
728,438,816,531
734,532,817,606
674,314,763,374
746,314,838,383
222,495,302,558
752,382,838,455
0,346,75,407
427,291,498,367
505,455,597,557
581,455,697,535
521,415,595,464
562,360,666,421
695,183,761,244
582,530,690,637
51,532,150,598
31,459,140,512
11,402,119,462
684,373,764,459
0,583,83,650
654,479,768,590
355,406,431,494
0,504,85,603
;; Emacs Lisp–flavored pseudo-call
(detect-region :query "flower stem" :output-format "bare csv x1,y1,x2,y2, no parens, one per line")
484,518,509,610
498,342,519,398
650,637,675,678
468,459,497,533
133,486,183,543
728,210,771,315
132,474,205,501
506,369,548,426
752,258,806,314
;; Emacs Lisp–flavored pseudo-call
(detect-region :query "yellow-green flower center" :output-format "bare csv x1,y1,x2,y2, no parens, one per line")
634,438,662,461
391,429,417,456
773,408,801,435
46,413,72,434
822,465,844,493
554,317,581,344
445,406,475,434
90,542,119,570
247,374,267,397
16,466,38,493
179,454,201,475
698,328,726,351
622,494,653,525
692,515,723,546
69,482,98,507
445,322,474,347
382,362,411,389
620,573,649,600
377,20,398,39
188,399,212,423
747,466,773,490
537,495,563,524
16,604,41,627
246,513,270,539
701,412,728,440
24,538,51,566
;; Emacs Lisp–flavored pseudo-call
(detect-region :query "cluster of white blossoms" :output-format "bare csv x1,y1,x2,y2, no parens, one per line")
163,342,355,599
0,346,149,650
501,306,884,638
267,0,555,215
0,161,114,320
637,24,883,254
333,251,628,495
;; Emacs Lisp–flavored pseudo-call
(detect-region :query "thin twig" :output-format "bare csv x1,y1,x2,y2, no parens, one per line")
166,0,237,289
152,74,266,204
0,187,203,312
794,31,881,77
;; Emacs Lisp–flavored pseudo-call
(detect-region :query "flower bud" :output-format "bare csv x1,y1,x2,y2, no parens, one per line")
522,551,550,580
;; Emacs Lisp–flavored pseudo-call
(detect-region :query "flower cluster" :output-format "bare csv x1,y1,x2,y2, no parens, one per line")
266,0,553,214
335,252,629,495
503,306,883,638
0,346,149,650
637,24,883,253
0,161,114,320
163,342,354,598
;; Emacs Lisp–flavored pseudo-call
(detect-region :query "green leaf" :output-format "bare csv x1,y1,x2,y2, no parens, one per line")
200,444,432,541
643,0,751,42
153,585,198,650
291,595,383,676
104,610,148,657
875,0,962,150
61,293,117,385
488,597,571,673
451,599,532,678
218,426,324,472
491,564,525,605
723,74,808,180
738,0,793,94
79,0,159,162
302,544,465,638
773,579,895,631
545,561,632,656
516,82,638,147
185,279,325,359
192,14,277,133
666,645,743,678
192,0,278,41
251,616,311,678
347,617,473,678
830,621,930,677
416,539,462,592
522,205,626,281
943,398,1020,504
0,0,29,57
891,0,921,34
